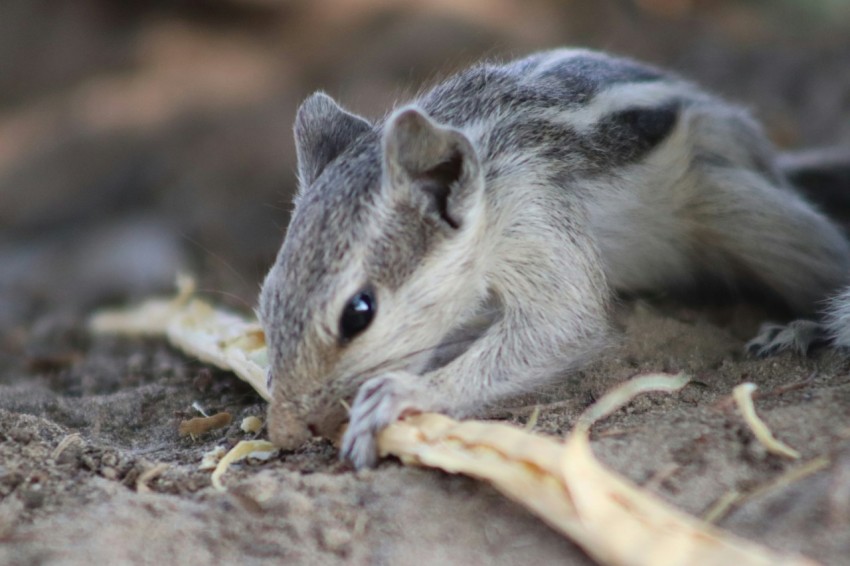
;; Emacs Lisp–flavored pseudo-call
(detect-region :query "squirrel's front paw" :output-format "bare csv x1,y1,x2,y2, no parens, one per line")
341,372,421,469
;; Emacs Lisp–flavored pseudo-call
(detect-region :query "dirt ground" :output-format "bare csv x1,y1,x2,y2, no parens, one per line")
2,2,850,565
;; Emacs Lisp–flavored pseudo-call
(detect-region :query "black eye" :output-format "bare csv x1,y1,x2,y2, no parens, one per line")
339,288,376,342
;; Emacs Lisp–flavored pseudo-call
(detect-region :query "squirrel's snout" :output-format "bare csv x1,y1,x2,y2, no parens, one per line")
266,398,312,450
266,391,350,449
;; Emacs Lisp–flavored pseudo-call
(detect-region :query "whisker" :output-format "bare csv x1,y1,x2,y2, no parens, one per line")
179,232,248,288
261,202,289,213
195,288,255,311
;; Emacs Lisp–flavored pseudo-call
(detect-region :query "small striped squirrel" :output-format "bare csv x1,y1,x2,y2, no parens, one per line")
258,49,850,468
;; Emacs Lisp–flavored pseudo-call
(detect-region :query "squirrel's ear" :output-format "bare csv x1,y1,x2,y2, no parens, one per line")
294,92,372,187
382,107,482,229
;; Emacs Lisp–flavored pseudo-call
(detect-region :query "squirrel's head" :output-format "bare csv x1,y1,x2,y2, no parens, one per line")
259,93,488,449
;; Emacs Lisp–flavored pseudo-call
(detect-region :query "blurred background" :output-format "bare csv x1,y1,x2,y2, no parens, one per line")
1,0,850,349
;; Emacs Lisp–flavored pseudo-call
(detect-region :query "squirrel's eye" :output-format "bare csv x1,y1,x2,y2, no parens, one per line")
339,288,376,342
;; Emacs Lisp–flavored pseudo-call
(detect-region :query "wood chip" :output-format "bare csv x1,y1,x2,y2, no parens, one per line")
178,412,232,437
241,416,263,434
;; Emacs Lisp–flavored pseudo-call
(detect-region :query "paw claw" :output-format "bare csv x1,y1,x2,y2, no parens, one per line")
745,319,824,358
340,373,420,469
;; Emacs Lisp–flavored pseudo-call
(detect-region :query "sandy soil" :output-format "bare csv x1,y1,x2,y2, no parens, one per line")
2,2,850,565
1,298,849,565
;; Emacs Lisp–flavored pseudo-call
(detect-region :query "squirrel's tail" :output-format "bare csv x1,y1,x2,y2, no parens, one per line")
779,147,850,219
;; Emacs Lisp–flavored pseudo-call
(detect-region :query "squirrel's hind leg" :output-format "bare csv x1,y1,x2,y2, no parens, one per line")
746,319,827,357
686,164,850,316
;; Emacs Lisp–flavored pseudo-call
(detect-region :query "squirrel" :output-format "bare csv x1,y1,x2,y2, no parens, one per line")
257,48,850,468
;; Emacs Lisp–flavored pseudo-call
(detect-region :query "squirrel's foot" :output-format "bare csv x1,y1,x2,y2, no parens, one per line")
341,371,422,469
746,319,825,358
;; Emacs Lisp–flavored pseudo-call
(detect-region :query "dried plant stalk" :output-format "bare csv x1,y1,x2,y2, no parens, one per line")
136,463,170,494
210,440,277,491
379,375,817,566
733,383,800,459
89,275,270,401
89,280,820,566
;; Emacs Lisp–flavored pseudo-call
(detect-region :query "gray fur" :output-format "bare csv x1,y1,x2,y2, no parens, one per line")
258,48,850,467
746,320,826,357
826,287,850,348
741,149,850,358
294,92,373,189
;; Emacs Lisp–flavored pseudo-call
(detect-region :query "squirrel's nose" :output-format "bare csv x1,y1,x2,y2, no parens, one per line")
266,398,311,450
